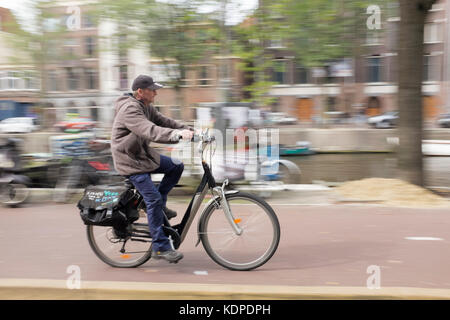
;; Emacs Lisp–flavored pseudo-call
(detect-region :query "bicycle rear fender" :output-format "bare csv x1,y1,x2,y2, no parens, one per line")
195,189,239,247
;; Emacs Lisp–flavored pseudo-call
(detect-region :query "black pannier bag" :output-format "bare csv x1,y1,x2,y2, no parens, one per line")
77,185,140,227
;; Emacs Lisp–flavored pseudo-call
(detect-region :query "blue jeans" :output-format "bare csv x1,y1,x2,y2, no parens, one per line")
128,155,184,252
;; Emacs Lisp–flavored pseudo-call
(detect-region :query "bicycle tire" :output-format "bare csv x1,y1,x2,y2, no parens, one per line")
198,191,280,271
86,219,153,268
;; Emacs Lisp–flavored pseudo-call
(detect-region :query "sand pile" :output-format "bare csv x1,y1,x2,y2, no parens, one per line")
334,178,450,208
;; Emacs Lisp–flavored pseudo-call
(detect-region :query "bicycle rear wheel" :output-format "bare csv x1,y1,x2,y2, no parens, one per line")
199,191,280,271
86,216,152,268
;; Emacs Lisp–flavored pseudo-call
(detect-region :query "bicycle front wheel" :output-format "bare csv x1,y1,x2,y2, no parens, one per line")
199,192,280,271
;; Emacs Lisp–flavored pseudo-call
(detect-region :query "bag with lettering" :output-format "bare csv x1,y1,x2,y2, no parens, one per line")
77,184,139,227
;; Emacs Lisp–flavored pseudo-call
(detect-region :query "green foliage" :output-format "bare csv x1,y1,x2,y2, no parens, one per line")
231,0,394,107
99,0,220,90
275,0,393,66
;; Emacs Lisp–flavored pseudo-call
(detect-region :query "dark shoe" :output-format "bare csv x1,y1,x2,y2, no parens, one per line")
152,249,184,263
163,206,177,220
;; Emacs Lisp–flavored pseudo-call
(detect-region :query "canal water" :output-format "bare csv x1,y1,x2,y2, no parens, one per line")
285,153,450,188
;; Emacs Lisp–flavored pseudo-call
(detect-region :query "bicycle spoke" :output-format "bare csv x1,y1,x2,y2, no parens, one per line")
87,217,153,267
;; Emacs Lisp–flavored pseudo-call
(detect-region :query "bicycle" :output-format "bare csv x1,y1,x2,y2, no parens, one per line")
84,130,281,271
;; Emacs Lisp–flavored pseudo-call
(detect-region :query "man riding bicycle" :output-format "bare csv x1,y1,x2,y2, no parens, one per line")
111,75,193,263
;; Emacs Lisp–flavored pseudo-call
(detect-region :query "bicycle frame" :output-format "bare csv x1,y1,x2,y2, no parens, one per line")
129,136,241,250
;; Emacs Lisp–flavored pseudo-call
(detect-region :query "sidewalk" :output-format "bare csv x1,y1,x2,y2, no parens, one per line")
1,278,450,300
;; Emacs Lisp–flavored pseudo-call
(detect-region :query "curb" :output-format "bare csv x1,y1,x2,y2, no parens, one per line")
1,279,450,300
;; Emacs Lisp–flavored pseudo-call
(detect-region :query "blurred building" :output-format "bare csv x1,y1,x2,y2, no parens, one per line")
36,0,244,125
0,8,40,121
148,55,243,121
5,0,450,126
263,0,449,123
38,1,112,127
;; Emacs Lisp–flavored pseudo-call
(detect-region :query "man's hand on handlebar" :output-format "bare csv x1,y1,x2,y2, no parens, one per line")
172,129,213,142
180,129,194,141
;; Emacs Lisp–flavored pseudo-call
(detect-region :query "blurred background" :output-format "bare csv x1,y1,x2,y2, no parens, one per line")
0,0,448,205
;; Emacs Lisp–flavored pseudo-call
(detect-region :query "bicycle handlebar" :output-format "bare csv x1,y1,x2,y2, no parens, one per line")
175,132,215,143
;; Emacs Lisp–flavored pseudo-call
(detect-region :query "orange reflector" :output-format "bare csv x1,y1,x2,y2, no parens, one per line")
121,254,131,259
234,219,241,224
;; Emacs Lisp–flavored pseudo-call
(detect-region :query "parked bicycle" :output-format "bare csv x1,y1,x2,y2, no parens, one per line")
0,138,31,207
78,130,280,271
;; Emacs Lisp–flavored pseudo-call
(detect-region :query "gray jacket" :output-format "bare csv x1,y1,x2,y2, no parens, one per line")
111,94,189,176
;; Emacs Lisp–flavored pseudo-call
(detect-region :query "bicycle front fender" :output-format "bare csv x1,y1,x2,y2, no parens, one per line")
195,189,239,247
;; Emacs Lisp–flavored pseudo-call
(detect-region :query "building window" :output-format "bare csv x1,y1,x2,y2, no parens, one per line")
387,2,399,18
23,71,34,89
0,72,6,90
181,67,195,86
268,38,284,48
387,21,398,51
66,67,79,91
44,17,61,32
63,38,78,58
366,56,383,83
0,71,39,90
82,13,95,28
272,60,288,85
119,65,128,90
198,65,212,86
327,96,337,112
85,68,98,90
118,35,127,60
5,72,21,89
366,30,382,45
47,70,59,91
430,3,444,11
424,23,443,43
294,66,308,84
84,37,96,57
424,54,441,82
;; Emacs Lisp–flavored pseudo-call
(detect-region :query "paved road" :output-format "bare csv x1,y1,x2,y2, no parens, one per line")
1,199,450,290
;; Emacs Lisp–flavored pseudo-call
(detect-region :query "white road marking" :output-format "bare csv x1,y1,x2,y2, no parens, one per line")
404,237,444,241
194,271,208,276
269,203,331,206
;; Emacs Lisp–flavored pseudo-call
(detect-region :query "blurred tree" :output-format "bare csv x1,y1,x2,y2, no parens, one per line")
100,0,220,116
231,2,279,108
278,0,392,120
397,0,436,187
5,0,88,127
148,2,220,112
233,0,392,111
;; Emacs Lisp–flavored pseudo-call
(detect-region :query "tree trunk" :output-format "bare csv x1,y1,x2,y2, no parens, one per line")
397,0,435,186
